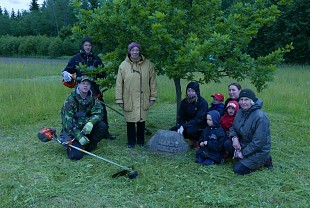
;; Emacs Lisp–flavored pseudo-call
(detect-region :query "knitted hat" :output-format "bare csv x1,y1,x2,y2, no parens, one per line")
226,100,239,112
239,88,257,102
128,42,141,53
211,93,224,102
81,36,93,46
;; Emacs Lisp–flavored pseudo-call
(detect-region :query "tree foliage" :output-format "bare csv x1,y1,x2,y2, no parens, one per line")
249,0,310,64
71,0,292,114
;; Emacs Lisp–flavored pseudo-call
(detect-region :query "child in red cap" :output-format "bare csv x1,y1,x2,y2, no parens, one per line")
208,93,225,116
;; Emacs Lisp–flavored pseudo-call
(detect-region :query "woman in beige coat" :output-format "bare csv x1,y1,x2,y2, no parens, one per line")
115,42,157,148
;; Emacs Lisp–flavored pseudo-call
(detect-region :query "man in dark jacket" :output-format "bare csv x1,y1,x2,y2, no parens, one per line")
170,82,209,148
61,76,108,160
226,88,273,175
62,36,116,140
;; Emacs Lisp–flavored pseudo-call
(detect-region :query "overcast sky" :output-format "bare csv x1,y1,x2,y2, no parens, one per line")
1,0,44,12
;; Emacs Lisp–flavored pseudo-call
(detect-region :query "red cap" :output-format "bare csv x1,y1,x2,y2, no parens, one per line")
211,93,224,102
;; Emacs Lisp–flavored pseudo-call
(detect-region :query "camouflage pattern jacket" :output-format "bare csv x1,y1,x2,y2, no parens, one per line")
61,88,103,140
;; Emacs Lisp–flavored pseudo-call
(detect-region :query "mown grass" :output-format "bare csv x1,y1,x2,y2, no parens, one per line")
0,58,309,207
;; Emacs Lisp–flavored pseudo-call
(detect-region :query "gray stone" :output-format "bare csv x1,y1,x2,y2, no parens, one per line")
147,130,189,153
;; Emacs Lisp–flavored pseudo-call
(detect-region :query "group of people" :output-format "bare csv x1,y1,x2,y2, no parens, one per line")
172,82,273,175
61,38,157,159
60,37,272,175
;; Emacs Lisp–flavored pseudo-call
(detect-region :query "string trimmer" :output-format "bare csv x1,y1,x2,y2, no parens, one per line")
37,127,138,179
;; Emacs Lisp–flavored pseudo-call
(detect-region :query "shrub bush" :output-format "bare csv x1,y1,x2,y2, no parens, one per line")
18,36,38,55
48,37,65,58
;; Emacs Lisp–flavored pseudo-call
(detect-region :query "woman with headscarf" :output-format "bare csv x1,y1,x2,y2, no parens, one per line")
170,82,209,149
115,42,157,148
226,89,273,175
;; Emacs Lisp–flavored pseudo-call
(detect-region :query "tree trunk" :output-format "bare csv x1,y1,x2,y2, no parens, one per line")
173,77,182,125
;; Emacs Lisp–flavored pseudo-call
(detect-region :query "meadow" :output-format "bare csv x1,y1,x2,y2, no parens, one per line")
0,57,309,207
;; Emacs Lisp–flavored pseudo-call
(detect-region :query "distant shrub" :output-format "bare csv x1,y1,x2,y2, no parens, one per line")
36,35,52,56
18,36,38,55
0,35,23,56
62,38,79,56
48,37,65,58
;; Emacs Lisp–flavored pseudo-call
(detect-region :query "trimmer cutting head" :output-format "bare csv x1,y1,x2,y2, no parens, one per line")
112,166,138,179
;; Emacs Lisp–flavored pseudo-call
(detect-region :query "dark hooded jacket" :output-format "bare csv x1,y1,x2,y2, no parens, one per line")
177,82,209,130
197,110,226,162
63,49,106,95
229,98,271,169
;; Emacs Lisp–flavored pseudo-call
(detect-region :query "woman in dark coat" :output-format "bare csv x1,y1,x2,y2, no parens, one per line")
226,89,273,175
170,82,208,148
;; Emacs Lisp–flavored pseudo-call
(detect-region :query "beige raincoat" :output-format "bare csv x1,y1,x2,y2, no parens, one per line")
115,55,157,122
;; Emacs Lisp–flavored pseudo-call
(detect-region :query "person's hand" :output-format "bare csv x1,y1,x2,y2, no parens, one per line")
200,142,204,147
119,103,124,108
204,141,208,146
177,126,184,135
233,150,244,159
150,100,155,106
62,71,72,82
232,136,241,150
82,122,93,135
78,136,90,146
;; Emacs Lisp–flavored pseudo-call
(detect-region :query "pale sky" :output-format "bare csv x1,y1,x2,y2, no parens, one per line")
1,0,44,12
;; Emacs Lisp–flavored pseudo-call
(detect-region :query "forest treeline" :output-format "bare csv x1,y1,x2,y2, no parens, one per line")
0,0,308,64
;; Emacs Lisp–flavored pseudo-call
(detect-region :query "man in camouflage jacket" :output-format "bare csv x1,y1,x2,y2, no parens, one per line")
61,76,108,160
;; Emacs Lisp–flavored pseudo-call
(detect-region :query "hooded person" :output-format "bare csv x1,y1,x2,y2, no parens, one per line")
169,81,209,149
225,88,273,175
195,110,226,165
61,36,116,140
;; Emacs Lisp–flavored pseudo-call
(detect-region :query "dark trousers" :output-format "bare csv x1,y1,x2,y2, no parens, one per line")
67,121,108,160
127,121,145,146
224,139,235,156
233,161,251,175
170,124,203,141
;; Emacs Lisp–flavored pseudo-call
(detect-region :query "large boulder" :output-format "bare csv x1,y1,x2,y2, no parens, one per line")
147,130,189,153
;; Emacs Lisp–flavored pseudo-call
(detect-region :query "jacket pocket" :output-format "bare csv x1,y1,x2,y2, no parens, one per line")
143,94,150,110
124,95,133,111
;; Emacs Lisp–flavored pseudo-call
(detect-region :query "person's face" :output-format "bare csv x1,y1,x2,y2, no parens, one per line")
239,97,252,110
186,88,196,97
227,106,236,116
206,114,214,126
83,41,92,54
228,85,240,99
130,47,140,60
78,80,91,93
212,97,221,104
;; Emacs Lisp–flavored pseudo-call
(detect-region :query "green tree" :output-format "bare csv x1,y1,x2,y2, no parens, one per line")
72,0,292,116
249,0,309,64
30,0,40,12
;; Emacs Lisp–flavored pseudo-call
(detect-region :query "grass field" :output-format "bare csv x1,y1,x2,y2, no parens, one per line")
0,57,309,207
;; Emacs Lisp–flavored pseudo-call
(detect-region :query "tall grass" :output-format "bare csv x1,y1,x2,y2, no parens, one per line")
0,58,309,207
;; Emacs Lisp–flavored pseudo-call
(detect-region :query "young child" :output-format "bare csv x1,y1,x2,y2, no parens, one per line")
195,110,226,166
220,100,239,135
221,100,239,159
208,93,225,116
